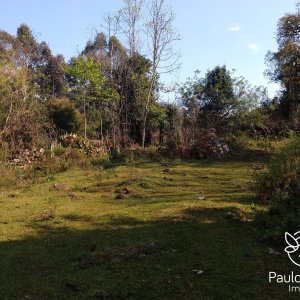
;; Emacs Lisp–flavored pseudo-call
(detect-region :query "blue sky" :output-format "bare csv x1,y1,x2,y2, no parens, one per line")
0,0,298,97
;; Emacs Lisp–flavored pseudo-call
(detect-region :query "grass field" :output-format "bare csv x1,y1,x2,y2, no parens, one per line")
0,154,297,299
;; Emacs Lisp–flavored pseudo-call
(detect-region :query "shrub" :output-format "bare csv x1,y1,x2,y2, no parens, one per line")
256,135,300,244
46,97,82,134
53,145,67,157
123,147,163,162
109,147,126,163
227,133,251,152
256,135,300,204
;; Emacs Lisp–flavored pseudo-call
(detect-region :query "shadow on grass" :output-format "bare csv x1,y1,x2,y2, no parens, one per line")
105,215,145,226
62,214,95,222
0,206,295,300
212,194,259,205
221,149,271,164
156,149,270,169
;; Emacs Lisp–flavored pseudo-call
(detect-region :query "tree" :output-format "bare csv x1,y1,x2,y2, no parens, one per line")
230,78,269,133
45,54,66,98
141,0,180,147
102,12,121,80
265,5,300,129
0,34,48,154
181,66,238,131
201,66,238,129
119,0,143,57
180,66,270,136
67,56,107,139
15,24,66,100
124,53,152,144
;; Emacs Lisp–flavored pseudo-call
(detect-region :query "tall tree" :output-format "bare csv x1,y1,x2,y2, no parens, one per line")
142,0,180,147
67,56,107,139
265,4,300,128
119,0,143,57
16,24,66,100
201,66,238,129
180,66,243,132
47,54,66,98
0,32,48,154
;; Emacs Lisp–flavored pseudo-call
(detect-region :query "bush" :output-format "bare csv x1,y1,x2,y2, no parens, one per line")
109,147,126,163
256,135,300,204
123,147,163,162
46,98,82,134
53,145,67,157
256,135,300,244
227,133,251,152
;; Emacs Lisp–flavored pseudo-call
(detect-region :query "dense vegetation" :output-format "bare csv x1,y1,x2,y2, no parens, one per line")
256,135,300,243
0,0,298,158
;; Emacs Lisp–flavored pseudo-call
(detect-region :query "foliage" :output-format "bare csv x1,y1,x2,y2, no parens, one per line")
120,53,153,145
256,135,300,243
180,66,268,137
265,6,300,129
14,24,66,99
0,20,277,153
0,43,50,154
1,6,298,159
46,97,82,134
201,66,238,129
227,132,252,152
109,146,126,163
67,56,106,100
67,56,114,139
228,80,270,134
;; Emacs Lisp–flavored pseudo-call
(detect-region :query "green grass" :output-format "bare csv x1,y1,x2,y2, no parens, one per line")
0,156,297,299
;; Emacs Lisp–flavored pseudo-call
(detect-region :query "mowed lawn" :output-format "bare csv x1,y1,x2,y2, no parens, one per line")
0,158,296,299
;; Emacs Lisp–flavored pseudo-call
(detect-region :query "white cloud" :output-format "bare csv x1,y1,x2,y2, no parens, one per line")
247,43,259,54
228,23,241,32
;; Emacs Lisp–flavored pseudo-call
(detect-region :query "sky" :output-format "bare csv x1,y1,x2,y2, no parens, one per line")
0,0,298,98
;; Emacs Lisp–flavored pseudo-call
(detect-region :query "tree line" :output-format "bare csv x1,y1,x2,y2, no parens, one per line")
0,0,299,157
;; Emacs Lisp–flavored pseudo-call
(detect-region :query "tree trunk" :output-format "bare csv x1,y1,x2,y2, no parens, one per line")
141,121,146,148
141,75,155,148
99,110,103,143
84,98,87,139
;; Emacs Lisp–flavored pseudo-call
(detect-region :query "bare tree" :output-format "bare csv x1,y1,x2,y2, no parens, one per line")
119,0,144,57
102,12,122,146
102,12,120,79
141,0,180,147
